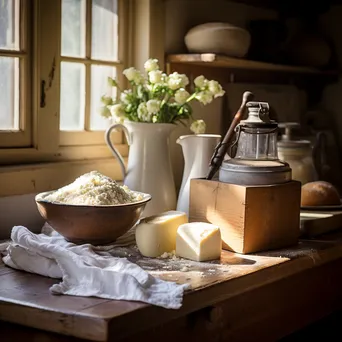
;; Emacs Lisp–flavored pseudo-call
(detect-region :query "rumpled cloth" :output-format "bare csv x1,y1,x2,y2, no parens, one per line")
1,225,190,309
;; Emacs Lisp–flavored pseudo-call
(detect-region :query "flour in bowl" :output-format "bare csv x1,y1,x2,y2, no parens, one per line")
44,171,143,205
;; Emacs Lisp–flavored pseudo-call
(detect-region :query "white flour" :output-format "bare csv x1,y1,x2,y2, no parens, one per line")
43,171,143,205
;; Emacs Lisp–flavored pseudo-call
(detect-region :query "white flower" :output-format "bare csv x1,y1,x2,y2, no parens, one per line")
123,67,138,81
120,90,132,104
190,120,206,134
167,72,189,90
149,70,163,84
195,91,213,105
144,58,159,72
137,102,152,122
133,71,145,84
194,75,208,89
123,67,144,84
180,74,189,88
146,99,161,114
110,104,125,118
161,73,168,83
208,80,225,98
113,116,125,124
174,88,190,104
137,102,148,118
101,59,224,126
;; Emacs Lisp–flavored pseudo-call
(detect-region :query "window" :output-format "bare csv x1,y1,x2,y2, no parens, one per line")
0,0,128,164
0,0,31,147
60,0,124,146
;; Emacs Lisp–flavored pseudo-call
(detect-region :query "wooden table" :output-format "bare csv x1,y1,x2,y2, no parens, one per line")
2,231,342,342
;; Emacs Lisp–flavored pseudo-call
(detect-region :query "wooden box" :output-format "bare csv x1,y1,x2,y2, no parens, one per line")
189,179,301,254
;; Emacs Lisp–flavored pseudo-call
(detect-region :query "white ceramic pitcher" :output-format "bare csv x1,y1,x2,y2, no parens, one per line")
176,134,221,216
105,121,177,217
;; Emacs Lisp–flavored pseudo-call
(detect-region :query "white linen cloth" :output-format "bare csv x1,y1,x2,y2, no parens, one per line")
2,225,190,309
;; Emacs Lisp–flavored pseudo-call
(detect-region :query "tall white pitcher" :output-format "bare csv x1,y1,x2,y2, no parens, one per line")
105,121,177,217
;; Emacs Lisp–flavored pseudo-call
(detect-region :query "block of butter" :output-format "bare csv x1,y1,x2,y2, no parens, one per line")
176,222,222,262
135,210,188,258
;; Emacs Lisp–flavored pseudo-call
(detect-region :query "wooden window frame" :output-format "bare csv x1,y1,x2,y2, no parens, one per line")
59,0,127,146
0,0,130,164
0,0,32,147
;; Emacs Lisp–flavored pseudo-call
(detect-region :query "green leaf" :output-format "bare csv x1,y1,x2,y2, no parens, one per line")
99,106,111,118
108,77,118,87
100,95,113,106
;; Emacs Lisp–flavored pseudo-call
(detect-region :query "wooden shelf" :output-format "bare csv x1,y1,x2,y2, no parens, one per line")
166,54,338,78
220,0,339,15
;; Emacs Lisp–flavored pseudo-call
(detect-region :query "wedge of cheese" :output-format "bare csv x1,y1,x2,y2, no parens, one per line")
176,222,222,262
135,210,188,257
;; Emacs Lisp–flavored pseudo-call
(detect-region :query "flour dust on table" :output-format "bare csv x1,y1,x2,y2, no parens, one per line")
0,222,290,300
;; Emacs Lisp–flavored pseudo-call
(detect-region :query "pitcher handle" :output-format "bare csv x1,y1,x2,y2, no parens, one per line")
105,123,132,179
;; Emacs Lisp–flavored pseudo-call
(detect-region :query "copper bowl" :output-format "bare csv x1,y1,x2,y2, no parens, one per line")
35,190,152,245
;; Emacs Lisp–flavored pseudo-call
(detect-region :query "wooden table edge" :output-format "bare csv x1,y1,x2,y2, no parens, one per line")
1,239,341,341
103,242,342,339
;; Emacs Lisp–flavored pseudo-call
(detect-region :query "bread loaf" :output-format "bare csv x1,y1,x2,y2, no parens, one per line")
301,181,341,207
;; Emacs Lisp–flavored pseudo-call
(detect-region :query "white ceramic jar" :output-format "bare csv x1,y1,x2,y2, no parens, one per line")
277,145,317,184
277,123,318,185
176,134,221,216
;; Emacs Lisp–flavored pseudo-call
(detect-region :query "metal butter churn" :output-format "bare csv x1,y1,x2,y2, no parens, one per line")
192,93,301,254
219,101,292,185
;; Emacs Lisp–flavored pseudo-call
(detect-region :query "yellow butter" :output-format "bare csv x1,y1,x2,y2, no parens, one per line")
135,211,188,257
176,222,222,262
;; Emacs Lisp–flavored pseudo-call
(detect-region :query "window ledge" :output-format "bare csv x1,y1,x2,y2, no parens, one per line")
0,157,127,197
0,144,128,165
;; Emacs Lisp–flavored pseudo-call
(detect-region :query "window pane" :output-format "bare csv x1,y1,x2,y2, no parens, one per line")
61,0,86,57
92,0,118,61
90,65,116,130
0,0,20,50
0,57,19,130
60,62,85,131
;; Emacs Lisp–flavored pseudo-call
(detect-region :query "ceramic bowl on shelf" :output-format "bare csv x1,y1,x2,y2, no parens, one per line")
35,191,152,245
184,22,251,58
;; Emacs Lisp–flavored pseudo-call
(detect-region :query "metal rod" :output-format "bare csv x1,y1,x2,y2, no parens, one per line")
256,133,260,159
265,133,270,158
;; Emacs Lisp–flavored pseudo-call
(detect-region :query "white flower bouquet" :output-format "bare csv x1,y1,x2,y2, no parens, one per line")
100,58,225,134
